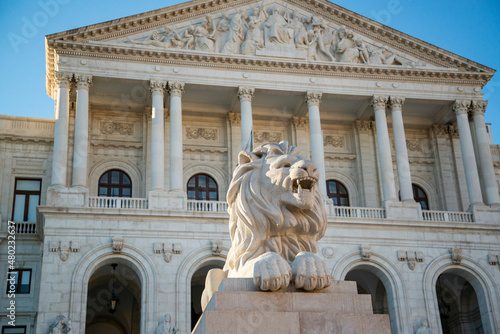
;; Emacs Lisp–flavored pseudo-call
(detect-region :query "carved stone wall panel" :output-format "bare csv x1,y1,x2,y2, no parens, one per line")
91,111,142,143
13,158,47,173
322,128,352,154
254,131,282,144
184,117,226,147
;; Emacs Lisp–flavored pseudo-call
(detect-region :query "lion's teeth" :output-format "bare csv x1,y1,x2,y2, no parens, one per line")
298,183,302,194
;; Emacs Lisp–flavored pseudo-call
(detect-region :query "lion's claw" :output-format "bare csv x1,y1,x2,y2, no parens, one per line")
291,251,331,291
253,252,292,291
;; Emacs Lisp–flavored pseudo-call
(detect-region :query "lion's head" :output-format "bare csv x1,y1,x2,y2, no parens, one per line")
224,141,327,275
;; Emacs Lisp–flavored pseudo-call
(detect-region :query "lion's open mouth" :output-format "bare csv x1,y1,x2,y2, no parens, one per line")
291,177,317,194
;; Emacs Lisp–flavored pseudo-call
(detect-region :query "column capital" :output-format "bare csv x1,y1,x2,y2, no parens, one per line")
292,116,308,129
453,100,471,116
227,112,241,126
371,95,388,110
471,100,488,117
75,73,93,90
238,86,254,102
55,72,73,89
355,120,372,132
388,96,405,110
150,80,166,96
305,91,322,106
167,81,185,97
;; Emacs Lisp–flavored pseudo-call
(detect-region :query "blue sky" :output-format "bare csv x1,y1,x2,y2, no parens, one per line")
1,0,499,143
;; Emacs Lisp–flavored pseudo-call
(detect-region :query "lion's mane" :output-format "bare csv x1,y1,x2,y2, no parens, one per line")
224,142,327,274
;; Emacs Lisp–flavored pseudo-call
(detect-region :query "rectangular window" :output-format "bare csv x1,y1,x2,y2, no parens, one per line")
12,179,41,222
2,326,26,334
6,269,32,294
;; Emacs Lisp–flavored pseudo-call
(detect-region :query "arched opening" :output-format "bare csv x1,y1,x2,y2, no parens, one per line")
412,184,429,210
85,260,141,334
345,269,388,314
326,179,349,206
98,170,132,197
436,271,484,334
187,174,219,201
190,260,224,331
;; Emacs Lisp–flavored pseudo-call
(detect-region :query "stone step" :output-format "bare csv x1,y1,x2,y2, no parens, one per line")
205,291,374,315
194,311,391,334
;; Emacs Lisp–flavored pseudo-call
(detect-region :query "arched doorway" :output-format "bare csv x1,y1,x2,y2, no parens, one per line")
85,260,142,334
190,260,225,330
436,271,484,333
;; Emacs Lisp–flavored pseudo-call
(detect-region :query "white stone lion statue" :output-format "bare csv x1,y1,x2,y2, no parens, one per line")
201,142,331,309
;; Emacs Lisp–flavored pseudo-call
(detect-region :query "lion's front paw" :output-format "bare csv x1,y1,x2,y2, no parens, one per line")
291,251,332,291
253,252,292,291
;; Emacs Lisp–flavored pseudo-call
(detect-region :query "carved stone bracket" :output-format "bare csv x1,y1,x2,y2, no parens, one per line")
487,253,499,266
238,86,255,102
153,242,183,263
450,248,463,265
470,100,488,117
75,73,93,90
48,241,80,261
360,245,372,261
112,237,124,253
453,100,471,116
397,250,424,270
167,81,185,97
150,80,166,95
292,117,308,129
227,112,241,126
212,240,223,256
305,91,322,106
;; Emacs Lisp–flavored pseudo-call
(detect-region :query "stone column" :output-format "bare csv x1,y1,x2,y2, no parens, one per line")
306,91,327,198
51,72,72,187
453,100,483,206
150,80,166,192
168,82,185,192
238,87,255,151
389,96,414,202
471,100,500,205
372,96,397,203
71,74,92,188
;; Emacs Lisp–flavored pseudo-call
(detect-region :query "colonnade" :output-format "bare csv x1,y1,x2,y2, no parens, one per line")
49,72,499,208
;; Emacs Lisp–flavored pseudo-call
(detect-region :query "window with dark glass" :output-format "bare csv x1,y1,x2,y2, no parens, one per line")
326,180,349,206
6,269,31,294
413,184,429,210
187,174,218,201
2,326,26,334
98,170,132,197
12,179,41,222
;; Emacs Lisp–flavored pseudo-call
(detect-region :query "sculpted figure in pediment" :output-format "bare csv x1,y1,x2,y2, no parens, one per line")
337,29,360,63
249,3,268,28
163,27,182,49
126,30,164,47
215,12,231,50
193,15,217,52
221,11,247,54
241,19,265,55
356,38,370,63
330,25,347,56
264,5,292,45
308,22,334,61
181,25,195,50
368,45,403,65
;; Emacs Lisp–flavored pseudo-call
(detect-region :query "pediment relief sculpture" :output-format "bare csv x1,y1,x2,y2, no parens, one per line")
116,2,428,67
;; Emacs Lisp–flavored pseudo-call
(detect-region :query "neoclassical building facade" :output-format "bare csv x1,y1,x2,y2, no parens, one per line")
1,0,499,333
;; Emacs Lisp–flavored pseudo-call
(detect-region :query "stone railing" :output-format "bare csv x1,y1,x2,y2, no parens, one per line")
15,222,37,234
325,204,386,219
89,196,149,209
187,200,228,213
422,210,474,223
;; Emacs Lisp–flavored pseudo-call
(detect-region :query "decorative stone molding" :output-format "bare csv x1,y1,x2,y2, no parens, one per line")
487,254,499,266
48,241,80,261
450,248,463,265
470,100,488,116
355,120,372,132
321,246,335,260
371,95,388,110
54,72,73,89
254,131,282,144
324,135,345,148
453,100,471,116
60,241,70,262
167,81,185,97
75,73,93,90
292,117,308,129
150,79,166,95
112,237,124,253
172,243,183,254
227,112,240,126
237,86,255,102
406,139,422,152
305,91,322,106
186,128,218,141
70,241,81,253
100,122,134,136
388,96,405,110
397,250,424,270
153,242,183,262
211,240,223,256
360,245,372,261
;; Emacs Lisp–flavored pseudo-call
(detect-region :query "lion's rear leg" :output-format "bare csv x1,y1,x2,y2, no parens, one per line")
291,251,332,291
252,252,292,291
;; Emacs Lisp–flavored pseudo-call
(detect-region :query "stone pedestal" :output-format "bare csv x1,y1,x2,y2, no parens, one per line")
384,200,422,220
46,186,88,207
193,278,390,334
148,190,186,211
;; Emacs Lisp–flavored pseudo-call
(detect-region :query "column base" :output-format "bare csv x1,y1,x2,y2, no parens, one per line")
384,200,422,220
46,186,88,207
470,204,500,224
148,190,186,211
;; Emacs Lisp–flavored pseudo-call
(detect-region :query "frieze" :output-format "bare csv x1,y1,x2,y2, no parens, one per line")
100,122,134,136
186,127,218,141
324,135,344,148
254,131,282,143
